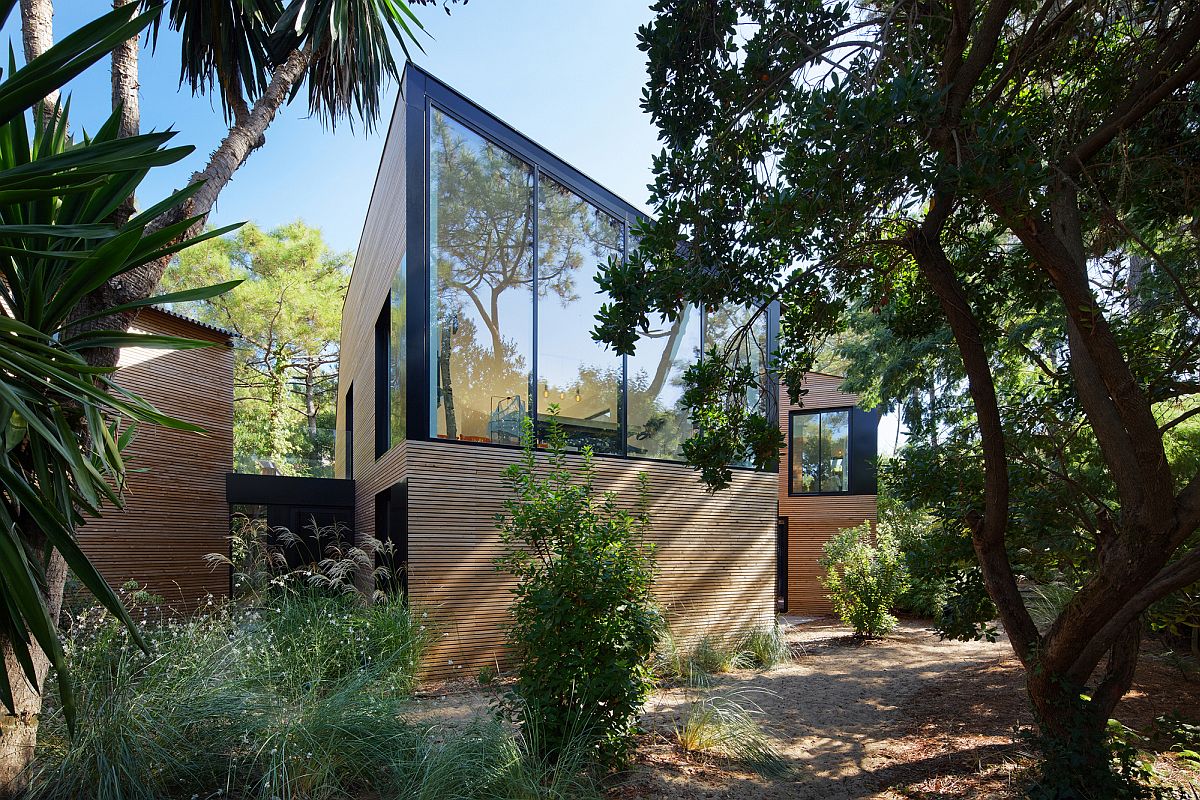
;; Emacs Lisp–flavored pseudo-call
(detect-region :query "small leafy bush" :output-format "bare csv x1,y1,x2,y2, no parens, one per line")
819,521,908,637
496,408,658,762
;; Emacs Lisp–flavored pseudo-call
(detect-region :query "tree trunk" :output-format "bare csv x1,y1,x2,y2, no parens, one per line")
19,0,56,125
1026,618,1142,795
0,526,68,798
110,0,140,226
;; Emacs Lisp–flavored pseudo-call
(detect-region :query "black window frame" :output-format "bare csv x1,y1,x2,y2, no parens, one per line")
788,407,853,496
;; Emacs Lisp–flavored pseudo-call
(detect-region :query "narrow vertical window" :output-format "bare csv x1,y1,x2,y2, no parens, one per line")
375,295,390,458
344,384,354,479
790,409,850,494
390,259,406,444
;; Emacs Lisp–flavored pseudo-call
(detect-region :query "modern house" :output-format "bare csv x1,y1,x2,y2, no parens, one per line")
78,307,234,612
74,64,878,671
334,63,877,676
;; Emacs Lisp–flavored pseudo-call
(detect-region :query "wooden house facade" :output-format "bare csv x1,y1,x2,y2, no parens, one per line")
776,373,880,614
78,307,235,612
336,64,784,678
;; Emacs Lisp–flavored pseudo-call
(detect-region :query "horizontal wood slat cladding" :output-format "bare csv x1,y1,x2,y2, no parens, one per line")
77,308,234,613
357,441,776,680
779,373,878,614
335,82,407,481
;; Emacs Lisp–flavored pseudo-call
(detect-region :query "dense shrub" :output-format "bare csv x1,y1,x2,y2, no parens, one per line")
496,410,659,762
819,521,909,637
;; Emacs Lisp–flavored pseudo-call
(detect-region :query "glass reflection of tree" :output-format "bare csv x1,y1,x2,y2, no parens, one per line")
627,309,700,459
793,411,848,492
536,176,624,452
431,112,601,442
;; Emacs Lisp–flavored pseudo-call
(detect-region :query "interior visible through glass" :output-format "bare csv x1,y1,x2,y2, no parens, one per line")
536,173,624,453
791,410,849,493
429,109,535,445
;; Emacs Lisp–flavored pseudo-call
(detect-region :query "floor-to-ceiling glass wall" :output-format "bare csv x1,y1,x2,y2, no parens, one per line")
422,100,774,466
535,173,624,453
428,109,535,445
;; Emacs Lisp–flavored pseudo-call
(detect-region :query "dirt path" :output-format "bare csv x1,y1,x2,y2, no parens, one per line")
408,617,1197,799
616,617,1010,799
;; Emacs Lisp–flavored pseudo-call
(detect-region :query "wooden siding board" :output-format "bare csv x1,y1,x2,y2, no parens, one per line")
77,308,234,613
400,441,775,679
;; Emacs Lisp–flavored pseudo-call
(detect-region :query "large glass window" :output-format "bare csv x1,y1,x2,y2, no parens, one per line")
706,303,771,466
429,109,534,445
627,306,701,460
790,409,850,493
536,174,624,453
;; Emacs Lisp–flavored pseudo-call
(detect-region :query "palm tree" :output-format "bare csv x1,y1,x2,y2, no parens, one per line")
0,5,242,792
17,0,449,370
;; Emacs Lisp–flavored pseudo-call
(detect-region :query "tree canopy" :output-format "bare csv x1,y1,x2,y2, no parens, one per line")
162,221,350,476
596,1,1200,792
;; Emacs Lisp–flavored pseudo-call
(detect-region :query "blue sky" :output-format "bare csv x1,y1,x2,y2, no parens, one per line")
0,1,660,254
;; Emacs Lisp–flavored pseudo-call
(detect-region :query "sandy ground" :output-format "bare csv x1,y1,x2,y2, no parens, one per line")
408,616,1199,799
614,617,1010,799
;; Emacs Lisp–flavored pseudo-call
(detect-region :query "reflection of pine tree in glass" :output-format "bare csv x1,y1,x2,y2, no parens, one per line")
626,308,701,459
536,174,625,453
430,111,624,443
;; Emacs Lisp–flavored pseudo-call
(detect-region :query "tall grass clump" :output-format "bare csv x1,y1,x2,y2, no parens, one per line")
31,517,435,800
497,407,659,763
674,688,789,778
654,619,791,683
34,592,432,800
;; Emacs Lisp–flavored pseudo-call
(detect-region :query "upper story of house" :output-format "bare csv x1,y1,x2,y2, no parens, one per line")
335,63,877,495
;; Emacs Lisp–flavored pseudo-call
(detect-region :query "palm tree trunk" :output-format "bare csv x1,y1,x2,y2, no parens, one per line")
0,6,70,793
19,0,56,124
110,0,139,226
81,44,314,369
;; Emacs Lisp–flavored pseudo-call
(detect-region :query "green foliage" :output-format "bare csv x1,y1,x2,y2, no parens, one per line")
159,0,435,128
0,1,240,723
653,620,790,685
1148,582,1200,659
209,512,399,601
33,592,430,800
496,408,658,762
741,624,791,670
162,222,350,476
819,522,908,638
